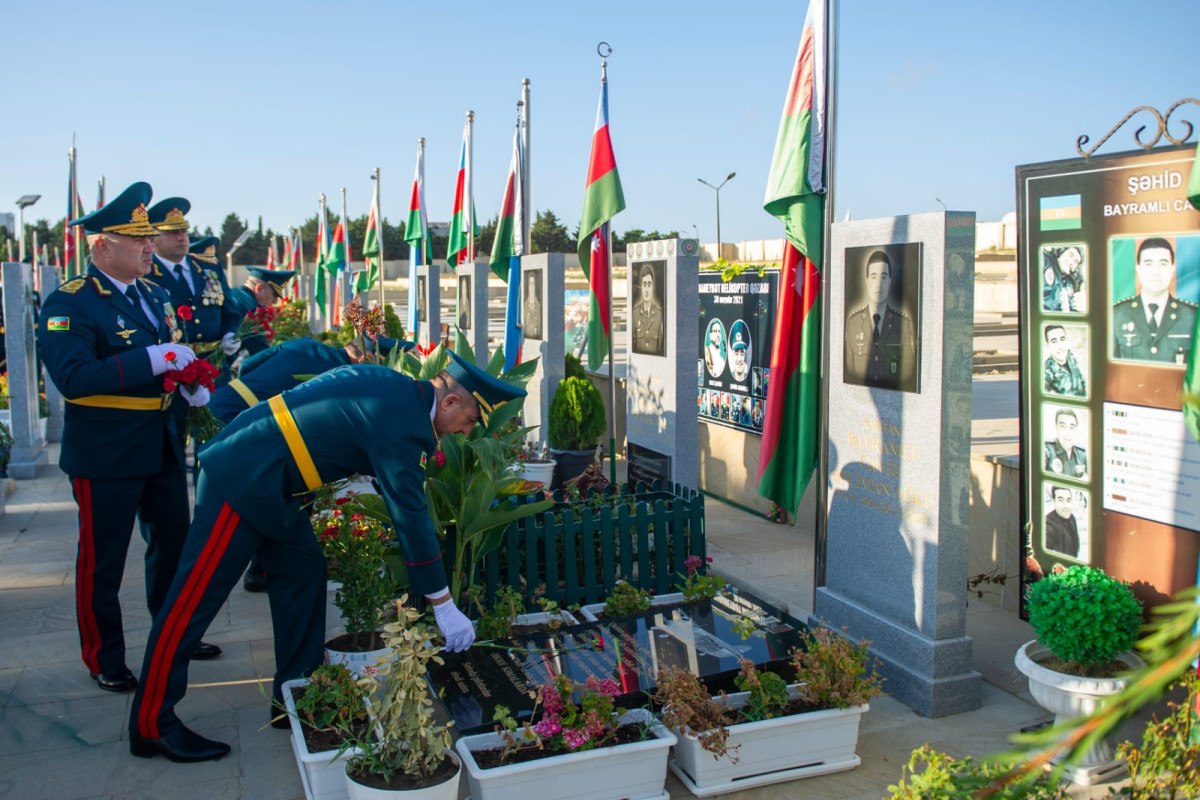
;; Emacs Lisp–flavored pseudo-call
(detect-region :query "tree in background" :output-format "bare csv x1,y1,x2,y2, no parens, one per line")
476,214,498,256
530,209,575,254
612,228,680,253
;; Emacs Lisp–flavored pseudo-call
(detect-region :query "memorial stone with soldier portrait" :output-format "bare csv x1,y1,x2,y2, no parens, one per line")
842,244,921,393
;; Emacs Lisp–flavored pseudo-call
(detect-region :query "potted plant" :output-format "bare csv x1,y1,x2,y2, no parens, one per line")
454,672,676,800
471,585,578,641
279,663,369,800
1014,564,1144,785
547,376,606,488
514,440,556,489
653,625,883,796
341,596,461,799
313,498,401,672
886,744,1070,799
580,578,685,622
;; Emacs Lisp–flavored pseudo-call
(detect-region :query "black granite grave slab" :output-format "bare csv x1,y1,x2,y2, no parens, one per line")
429,588,807,734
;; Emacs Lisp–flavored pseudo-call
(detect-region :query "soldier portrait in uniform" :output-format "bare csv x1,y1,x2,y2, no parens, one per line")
1042,405,1088,481
523,269,543,341
1042,244,1086,313
751,398,764,429
1042,323,1088,398
457,276,471,331
751,366,764,396
843,245,920,392
704,318,727,377
1043,483,1088,561
727,319,752,383
631,261,666,356
417,276,427,322
1111,236,1196,365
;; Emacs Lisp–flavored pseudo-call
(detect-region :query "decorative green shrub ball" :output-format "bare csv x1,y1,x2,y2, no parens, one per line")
547,376,606,450
1026,565,1143,670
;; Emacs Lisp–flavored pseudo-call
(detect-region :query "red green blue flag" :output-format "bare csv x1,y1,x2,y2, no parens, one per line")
448,120,476,269
757,0,828,515
577,74,625,372
405,142,432,336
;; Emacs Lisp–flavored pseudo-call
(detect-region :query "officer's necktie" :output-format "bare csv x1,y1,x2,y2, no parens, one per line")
125,285,151,328
1148,303,1159,335
174,264,192,297
871,313,881,343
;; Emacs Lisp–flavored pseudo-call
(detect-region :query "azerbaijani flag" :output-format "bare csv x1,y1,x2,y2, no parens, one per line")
405,141,432,336
577,73,625,372
492,115,527,367
325,219,349,326
285,230,302,299
265,242,276,269
359,189,381,293
1039,194,1082,231
448,120,476,269
64,154,78,270
314,207,332,314
757,0,828,515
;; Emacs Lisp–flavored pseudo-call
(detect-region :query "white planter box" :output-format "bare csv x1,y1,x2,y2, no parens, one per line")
667,688,866,797
517,460,556,488
343,752,461,800
455,708,675,800
579,592,685,622
282,677,363,800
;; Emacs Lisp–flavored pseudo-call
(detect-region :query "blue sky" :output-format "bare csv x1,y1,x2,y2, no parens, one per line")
3,0,1198,247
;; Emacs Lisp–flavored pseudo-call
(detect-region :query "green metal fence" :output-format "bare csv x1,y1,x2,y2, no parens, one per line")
479,480,706,608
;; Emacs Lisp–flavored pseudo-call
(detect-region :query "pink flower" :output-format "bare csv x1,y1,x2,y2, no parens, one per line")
563,729,591,750
532,718,560,737
434,451,446,467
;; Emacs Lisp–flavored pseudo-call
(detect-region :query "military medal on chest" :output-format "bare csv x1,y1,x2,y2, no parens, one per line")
200,271,224,306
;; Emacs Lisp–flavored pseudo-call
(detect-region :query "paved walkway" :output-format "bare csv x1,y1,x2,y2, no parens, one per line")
0,440,1150,800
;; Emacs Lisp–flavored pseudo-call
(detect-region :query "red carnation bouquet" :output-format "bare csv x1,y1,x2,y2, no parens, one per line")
162,351,223,443
195,305,278,370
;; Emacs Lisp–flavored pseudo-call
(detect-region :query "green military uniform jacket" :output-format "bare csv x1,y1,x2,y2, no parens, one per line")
1112,294,1196,364
844,304,916,389
198,365,447,594
1043,353,1086,397
1043,441,1087,479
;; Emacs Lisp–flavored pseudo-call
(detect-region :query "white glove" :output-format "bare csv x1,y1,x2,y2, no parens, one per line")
180,385,210,407
221,333,241,356
146,344,197,375
430,594,475,652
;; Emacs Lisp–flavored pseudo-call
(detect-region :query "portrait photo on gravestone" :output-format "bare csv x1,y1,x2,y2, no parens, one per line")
1109,232,1200,366
523,268,543,341
630,259,666,356
697,270,777,434
842,242,921,393
458,275,471,330
417,275,427,322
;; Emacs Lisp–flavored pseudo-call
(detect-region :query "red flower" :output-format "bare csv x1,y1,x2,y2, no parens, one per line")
176,305,194,321
163,377,177,392
334,497,352,506
434,451,446,467
163,350,177,363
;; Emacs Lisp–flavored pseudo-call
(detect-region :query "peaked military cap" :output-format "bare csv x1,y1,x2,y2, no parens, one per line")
189,235,220,265
729,320,750,351
365,336,416,356
147,197,191,231
444,350,526,425
70,181,158,236
247,267,296,294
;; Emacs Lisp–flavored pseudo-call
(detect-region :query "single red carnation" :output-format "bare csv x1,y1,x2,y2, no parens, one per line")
163,350,177,362
163,377,177,392
176,305,194,321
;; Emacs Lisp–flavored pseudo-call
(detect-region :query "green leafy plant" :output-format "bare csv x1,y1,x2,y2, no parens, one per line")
790,625,884,710
292,663,368,731
268,298,310,343
652,666,738,761
473,585,525,640
733,658,790,721
493,673,627,758
345,596,454,785
886,744,1069,800
1114,670,1200,799
679,554,724,603
547,376,606,451
565,353,586,381
1026,564,1143,675
604,580,652,617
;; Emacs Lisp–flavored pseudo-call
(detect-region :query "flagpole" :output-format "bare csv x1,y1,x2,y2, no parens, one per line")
69,139,79,279
814,0,837,591
599,53,618,486
319,193,329,331
466,111,475,265
521,79,531,249
374,167,385,308
340,186,349,324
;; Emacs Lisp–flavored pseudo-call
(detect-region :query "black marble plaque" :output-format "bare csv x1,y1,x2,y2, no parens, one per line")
428,588,805,734
627,442,672,486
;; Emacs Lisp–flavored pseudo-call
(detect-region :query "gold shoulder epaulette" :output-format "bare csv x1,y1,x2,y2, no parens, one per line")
58,277,86,295
89,276,112,296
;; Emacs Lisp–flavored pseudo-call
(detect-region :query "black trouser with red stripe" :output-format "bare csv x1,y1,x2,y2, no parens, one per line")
129,471,326,739
71,471,189,675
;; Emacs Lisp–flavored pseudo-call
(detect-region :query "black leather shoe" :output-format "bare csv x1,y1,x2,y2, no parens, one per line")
243,569,268,593
191,641,222,660
130,725,231,763
90,667,137,692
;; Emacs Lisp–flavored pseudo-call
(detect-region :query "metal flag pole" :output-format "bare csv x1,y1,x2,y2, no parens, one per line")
373,167,385,308
466,111,475,268
340,186,349,324
70,139,80,278
599,45,618,486
521,79,531,253
319,192,329,331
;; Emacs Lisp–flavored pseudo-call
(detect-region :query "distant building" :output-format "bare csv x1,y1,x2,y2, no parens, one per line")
0,212,14,235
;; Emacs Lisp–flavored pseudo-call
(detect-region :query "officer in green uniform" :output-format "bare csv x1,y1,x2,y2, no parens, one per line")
226,267,294,357
631,264,664,355
209,335,414,593
1112,237,1196,364
36,182,206,693
728,320,751,383
1043,324,1086,397
844,250,916,390
1043,407,1087,480
128,351,522,762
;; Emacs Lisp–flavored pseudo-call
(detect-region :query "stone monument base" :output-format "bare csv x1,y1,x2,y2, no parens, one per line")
7,445,47,480
814,587,981,718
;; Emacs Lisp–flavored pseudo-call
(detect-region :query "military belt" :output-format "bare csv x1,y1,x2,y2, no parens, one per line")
229,379,259,408
67,393,172,411
268,395,323,491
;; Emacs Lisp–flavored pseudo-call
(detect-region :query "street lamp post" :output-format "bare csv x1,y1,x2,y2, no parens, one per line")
697,173,735,262
15,194,41,263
